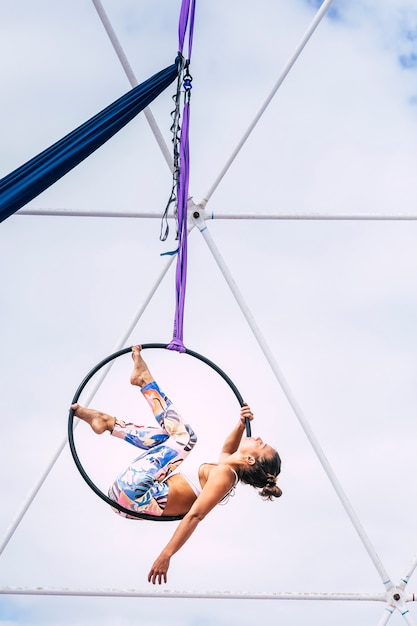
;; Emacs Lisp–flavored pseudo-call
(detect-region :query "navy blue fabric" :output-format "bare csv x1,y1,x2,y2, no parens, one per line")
0,60,179,223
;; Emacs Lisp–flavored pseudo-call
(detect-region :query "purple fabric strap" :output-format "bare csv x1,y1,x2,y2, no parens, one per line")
178,0,196,58
167,0,195,354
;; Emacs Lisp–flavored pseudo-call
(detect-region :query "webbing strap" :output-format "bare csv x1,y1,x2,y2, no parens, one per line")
178,0,196,58
167,0,196,353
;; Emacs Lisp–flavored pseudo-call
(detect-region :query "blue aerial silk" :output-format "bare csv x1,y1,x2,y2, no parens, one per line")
0,59,180,223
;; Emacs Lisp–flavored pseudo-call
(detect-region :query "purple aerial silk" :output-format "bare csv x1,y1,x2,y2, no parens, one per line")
167,0,195,353
178,0,195,57
167,102,190,353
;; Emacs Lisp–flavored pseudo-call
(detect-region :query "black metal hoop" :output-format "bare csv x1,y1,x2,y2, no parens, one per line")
68,343,248,521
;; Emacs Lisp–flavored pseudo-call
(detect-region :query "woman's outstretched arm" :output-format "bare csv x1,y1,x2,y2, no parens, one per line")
218,403,253,462
147,465,235,584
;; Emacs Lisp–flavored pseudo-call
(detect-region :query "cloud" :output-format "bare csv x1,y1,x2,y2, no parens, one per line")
3,1,417,625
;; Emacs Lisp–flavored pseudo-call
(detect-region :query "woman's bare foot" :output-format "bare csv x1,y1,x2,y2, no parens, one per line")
130,345,153,388
71,403,116,434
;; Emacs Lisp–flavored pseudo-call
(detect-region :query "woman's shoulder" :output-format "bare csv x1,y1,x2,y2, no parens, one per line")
203,463,238,505
204,462,238,484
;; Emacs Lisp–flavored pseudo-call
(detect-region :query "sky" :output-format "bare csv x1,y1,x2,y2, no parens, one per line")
1,0,417,624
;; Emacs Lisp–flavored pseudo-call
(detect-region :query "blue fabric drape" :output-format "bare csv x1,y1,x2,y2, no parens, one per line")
0,60,179,223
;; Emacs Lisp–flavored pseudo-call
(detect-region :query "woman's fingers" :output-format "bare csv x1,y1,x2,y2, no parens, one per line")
240,404,254,421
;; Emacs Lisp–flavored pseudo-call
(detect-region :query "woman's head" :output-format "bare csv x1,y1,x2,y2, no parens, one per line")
236,438,282,500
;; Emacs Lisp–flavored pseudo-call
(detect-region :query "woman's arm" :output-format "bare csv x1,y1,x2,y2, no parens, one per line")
147,466,234,584
218,403,253,462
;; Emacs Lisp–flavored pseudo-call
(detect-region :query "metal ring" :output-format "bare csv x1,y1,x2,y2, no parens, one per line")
68,343,247,521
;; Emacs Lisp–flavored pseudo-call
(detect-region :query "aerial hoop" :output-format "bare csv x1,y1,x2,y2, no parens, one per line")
68,343,249,521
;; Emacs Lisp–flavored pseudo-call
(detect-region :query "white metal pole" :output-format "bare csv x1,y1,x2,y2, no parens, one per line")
0,255,175,557
193,212,393,589
0,586,388,601
405,612,417,625
15,208,417,221
377,606,395,626
90,0,173,171
403,609,417,626
201,0,335,206
395,598,417,626
400,554,417,591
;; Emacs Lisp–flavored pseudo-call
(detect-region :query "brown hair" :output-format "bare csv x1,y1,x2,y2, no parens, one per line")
237,450,282,500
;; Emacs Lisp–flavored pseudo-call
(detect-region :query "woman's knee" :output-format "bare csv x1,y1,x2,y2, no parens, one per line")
184,423,197,452
161,412,197,451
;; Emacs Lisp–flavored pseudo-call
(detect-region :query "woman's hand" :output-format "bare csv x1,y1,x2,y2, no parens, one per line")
148,550,171,584
240,402,254,425
147,468,234,584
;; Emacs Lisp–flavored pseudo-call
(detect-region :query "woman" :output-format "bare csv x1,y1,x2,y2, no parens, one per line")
72,345,282,584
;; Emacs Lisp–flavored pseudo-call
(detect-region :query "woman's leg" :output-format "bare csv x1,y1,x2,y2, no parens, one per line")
71,403,170,450
74,346,197,517
71,347,196,456
109,346,198,516
129,345,196,451
109,399,197,516
71,401,174,517
71,346,175,448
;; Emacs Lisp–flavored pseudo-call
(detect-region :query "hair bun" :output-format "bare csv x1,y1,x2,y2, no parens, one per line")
266,474,276,487
259,484,282,500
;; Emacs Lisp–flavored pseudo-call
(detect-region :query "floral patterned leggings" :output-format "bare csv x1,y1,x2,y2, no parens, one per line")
108,381,197,518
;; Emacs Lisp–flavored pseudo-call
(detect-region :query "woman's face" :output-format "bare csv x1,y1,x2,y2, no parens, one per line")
239,436,275,460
